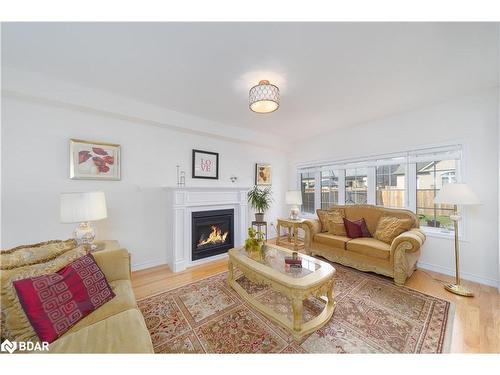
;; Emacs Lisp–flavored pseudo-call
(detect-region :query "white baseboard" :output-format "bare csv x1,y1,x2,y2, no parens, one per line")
417,261,499,288
132,258,168,272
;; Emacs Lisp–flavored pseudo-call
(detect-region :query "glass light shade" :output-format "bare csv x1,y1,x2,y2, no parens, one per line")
60,191,108,223
286,190,303,205
434,183,480,205
249,80,280,113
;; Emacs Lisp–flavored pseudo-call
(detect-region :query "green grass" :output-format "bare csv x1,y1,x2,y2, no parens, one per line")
418,214,453,229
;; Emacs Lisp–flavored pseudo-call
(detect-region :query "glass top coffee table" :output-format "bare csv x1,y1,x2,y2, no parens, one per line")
227,243,336,340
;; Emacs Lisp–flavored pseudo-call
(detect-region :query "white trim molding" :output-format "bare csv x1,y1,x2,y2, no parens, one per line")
164,186,250,272
417,261,499,288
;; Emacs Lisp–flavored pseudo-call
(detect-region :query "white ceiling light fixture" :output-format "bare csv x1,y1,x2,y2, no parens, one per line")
249,80,280,114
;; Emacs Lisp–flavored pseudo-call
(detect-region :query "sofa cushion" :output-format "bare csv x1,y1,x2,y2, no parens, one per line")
343,218,371,238
346,238,391,260
48,309,154,353
63,279,137,336
317,208,345,233
1,246,87,343
343,205,417,235
13,254,115,343
374,216,413,244
1,239,77,270
314,233,350,249
327,211,347,236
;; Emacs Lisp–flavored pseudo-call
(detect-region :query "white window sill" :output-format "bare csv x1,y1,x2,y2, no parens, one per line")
421,227,468,242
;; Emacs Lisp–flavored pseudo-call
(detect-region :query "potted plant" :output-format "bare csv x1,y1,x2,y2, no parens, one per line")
247,185,273,222
244,227,265,254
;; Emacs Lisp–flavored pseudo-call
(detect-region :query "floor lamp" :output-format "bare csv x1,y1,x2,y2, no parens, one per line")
434,183,480,297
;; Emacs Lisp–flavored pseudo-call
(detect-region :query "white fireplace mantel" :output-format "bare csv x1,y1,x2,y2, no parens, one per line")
164,186,250,272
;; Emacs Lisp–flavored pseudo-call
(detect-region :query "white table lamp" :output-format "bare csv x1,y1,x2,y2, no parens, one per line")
434,183,480,297
60,191,107,251
286,190,303,220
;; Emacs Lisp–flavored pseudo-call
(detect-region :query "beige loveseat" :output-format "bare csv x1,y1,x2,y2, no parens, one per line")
1,241,154,353
304,205,426,285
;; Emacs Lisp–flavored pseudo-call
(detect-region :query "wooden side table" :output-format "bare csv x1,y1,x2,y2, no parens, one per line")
276,218,308,251
92,240,121,252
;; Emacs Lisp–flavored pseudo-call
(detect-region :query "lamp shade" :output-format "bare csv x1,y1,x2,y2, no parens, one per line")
286,190,303,205
60,191,107,223
249,80,280,114
434,184,480,205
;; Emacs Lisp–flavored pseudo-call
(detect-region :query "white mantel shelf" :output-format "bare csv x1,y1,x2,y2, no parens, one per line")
165,186,250,272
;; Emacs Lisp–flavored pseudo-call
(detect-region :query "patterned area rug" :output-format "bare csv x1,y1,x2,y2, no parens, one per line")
138,263,454,353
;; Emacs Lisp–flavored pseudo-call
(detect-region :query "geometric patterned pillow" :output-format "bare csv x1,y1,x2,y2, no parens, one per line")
12,254,115,343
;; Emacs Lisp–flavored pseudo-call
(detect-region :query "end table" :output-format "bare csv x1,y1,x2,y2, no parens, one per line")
276,218,308,251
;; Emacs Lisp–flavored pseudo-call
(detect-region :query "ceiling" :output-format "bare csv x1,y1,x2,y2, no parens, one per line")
2,22,499,142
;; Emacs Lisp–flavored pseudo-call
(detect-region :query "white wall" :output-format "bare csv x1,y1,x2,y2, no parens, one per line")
1,82,288,270
287,89,499,287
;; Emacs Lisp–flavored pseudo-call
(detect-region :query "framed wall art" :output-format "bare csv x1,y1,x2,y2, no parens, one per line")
255,163,272,185
69,139,121,180
192,149,219,179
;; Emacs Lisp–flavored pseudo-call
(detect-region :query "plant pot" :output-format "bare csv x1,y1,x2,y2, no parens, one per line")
255,213,264,222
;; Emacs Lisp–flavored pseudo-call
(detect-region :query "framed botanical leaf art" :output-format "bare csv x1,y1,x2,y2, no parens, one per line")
255,163,272,185
69,139,121,180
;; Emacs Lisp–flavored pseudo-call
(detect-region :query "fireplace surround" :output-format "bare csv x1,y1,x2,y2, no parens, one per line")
165,187,249,272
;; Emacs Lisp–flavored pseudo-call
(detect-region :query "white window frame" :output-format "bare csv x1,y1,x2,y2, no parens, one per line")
296,144,464,239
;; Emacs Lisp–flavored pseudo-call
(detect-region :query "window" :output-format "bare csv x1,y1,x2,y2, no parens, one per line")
321,170,338,209
297,145,462,235
345,168,367,205
300,171,315,214
416,160,456,231
376,164,405,208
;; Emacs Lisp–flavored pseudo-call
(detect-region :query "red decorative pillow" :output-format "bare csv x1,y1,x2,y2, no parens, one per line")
343,218,371,239
13,253,115,343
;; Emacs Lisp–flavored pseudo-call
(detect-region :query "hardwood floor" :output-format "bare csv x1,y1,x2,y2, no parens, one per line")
131,240,500,353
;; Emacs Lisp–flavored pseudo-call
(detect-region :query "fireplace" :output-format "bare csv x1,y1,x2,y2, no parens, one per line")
192,209,234,261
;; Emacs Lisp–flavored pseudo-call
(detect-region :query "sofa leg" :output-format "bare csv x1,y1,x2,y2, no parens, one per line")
394,275,407,286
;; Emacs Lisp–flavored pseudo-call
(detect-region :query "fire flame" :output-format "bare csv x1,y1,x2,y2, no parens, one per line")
198,225,229,247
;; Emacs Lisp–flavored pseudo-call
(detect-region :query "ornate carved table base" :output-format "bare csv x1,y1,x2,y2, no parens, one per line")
227,245,336,340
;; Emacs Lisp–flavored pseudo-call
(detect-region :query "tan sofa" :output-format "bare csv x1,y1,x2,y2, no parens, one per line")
1,243,154,353
304,205,426,285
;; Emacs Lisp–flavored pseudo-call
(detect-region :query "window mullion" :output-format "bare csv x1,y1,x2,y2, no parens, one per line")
367,167,376,205
408,163,417,212
338,169,346,204
314,171,321,212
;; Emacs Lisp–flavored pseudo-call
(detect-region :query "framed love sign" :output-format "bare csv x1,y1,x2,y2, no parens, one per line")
69,139,121,180
192,149,219,179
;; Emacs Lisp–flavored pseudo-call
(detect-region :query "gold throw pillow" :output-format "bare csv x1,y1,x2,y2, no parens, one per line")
327,211,347,236
316,209,330,232
374,216,413,244
317,208,345,233
1,239,77,270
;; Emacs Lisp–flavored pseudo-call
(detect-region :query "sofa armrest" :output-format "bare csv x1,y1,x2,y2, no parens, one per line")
303,219,321,237
93,248,131,282
390,228,426,254
303,219,321,250
391,229,426,285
